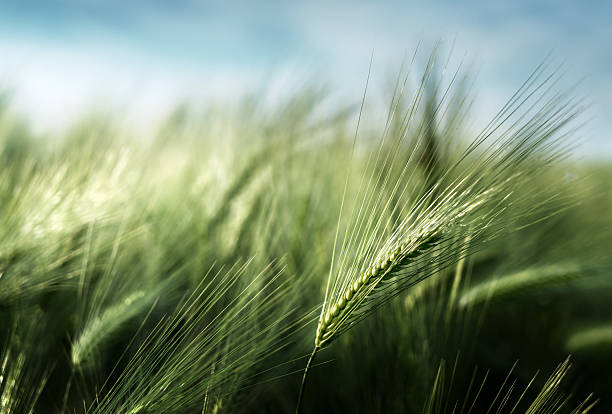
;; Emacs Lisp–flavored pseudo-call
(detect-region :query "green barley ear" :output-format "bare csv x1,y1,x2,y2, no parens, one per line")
297,53,583,412
315,231,443,348
317,59,580,349
71,288,159,371
566,324,612,355
70,219,161,374
458,262,582,308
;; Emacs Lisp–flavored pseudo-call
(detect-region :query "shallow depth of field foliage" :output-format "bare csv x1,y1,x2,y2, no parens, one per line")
0,52,611,413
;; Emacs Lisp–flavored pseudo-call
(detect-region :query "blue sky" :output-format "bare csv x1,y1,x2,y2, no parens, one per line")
0,0,610,157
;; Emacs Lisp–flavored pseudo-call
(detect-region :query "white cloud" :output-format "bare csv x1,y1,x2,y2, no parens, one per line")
0,1,609,156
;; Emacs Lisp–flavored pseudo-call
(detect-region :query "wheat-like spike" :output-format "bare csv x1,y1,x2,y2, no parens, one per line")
566,325,612,354
319,60,580,344
315,170,537,350
315,231,442,348
296,53,582,413
458,262,582,308
71,289,155,370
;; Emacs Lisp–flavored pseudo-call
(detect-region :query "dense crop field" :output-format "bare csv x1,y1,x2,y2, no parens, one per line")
1,54,611,413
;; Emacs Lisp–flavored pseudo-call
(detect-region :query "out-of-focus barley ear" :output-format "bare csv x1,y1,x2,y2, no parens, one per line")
458,262,582,308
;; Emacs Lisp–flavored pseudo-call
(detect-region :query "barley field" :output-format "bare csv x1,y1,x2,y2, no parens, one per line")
0,52,611,413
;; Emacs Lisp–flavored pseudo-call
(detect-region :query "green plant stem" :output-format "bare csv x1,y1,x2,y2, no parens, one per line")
296,346,319,414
